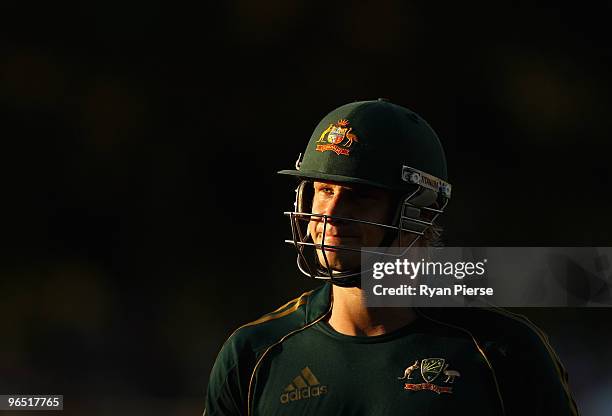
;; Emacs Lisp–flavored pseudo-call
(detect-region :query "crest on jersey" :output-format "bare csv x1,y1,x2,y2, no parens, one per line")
420,358,445,383
315,119,359,156
397,357,461,395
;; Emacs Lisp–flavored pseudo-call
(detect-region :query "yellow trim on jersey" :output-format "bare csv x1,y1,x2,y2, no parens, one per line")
207,289,319,416
221,290,314,345
247,292,334,416
486,306,579,416
415,310,506,416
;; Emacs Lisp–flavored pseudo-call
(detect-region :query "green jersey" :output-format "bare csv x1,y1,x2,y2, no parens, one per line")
205,284,578,416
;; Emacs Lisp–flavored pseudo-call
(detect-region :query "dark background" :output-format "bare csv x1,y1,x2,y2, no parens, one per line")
1,1,611,415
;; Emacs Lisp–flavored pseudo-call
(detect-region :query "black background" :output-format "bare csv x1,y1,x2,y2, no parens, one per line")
1,1,611,415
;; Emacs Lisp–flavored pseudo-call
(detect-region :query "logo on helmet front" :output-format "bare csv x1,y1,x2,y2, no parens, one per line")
315,119,359,156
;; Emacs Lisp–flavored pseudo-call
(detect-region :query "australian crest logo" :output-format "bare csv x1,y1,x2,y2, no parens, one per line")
397,358,461,395
315,119,359,156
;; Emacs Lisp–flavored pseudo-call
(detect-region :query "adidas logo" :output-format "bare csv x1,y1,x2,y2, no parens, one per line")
280,366,328,404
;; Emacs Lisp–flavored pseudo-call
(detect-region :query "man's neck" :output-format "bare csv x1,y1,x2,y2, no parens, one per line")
326,285,417,337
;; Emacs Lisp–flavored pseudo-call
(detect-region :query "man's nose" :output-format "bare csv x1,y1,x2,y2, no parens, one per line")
320,193,350,219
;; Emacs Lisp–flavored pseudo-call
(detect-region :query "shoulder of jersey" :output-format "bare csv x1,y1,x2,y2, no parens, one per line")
419,306,554,345
418,306,570,380
220,284,330,357
420,306,578,414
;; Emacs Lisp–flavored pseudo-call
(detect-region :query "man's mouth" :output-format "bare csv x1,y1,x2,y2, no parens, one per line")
317,234,359,245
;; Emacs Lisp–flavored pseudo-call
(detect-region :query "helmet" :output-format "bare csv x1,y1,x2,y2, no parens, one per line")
278,99,451,286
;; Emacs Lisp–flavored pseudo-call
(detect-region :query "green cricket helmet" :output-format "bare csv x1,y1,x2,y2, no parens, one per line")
279,99,451,286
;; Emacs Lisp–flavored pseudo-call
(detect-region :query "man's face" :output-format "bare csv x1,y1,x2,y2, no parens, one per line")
307,181,393,271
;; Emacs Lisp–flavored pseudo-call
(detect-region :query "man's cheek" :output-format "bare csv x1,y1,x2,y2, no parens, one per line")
307,222,316,238
311,200,324,214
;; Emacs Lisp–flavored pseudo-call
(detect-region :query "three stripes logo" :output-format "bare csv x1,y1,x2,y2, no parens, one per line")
280,366,328,404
